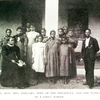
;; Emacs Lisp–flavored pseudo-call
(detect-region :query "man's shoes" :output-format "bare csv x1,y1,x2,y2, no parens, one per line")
17,84,26,89
83,82,88,85
89,85,94,89
89,86,94,89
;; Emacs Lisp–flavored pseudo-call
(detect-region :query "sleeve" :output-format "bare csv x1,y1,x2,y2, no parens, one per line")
3,37,8,45
45,42,49,60
73,39,78,49
24,34,28,46
24,34,28,55
12,35,17,44
2,46,12,62
81,40,84,58
16,46,21,60
57,40,61,54
94,39,99,53
43,44,46,59
32,44,35,58
36,32,40,37
0,38,3,47
37,32,40,36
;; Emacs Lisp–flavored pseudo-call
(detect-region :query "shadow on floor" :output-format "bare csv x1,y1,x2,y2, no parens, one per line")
0,75,100,89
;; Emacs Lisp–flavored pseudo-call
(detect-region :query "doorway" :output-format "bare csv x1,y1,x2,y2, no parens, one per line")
68,8,88,38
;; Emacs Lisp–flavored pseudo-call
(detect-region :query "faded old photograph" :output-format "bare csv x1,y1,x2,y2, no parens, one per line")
0,0,100,90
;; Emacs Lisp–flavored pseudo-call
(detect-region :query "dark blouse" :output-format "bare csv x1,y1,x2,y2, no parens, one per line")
1,45,20,67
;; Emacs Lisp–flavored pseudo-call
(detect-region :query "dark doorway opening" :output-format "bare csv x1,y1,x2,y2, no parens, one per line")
68,8,88,39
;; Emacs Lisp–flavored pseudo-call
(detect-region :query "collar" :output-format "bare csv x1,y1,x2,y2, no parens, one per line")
85,37,90,40
7,44,14,47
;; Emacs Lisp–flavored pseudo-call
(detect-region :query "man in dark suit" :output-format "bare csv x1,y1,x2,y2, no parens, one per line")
81,29,99,89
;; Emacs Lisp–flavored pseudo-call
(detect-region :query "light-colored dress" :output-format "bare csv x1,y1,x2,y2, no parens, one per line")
32,42,45,73
45,38,60,77
26,31,39,66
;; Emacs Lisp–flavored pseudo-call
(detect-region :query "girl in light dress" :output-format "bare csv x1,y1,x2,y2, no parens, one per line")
32,35,46,84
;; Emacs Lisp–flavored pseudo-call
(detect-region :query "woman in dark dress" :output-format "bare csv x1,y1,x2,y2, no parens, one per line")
0,37,29,88
68,31,78,78
13,27,27,61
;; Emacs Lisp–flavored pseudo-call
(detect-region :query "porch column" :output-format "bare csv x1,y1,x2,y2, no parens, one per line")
45,0,59,36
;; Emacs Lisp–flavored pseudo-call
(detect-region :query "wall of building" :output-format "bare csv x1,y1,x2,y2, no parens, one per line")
59,0,100,52
22,0,45,33
0,1,22,39
58,0,86,28
88,0,100,45
58,0,68,28
0,0,45,39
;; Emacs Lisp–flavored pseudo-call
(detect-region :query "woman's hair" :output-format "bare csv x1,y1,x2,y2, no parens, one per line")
68,30,74,37
16,27,23,31
50,30,56,35
58,28,64,32
41,28,46,32
37,35,43,40
5,29,12,33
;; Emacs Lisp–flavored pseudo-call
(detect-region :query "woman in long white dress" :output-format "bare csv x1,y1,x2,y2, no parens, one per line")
26,25,40,67
25,25,40,85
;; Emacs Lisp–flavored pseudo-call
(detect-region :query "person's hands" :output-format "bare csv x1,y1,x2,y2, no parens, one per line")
11,60,16,63
80,58,83,61
18,60,26,67
17,37,20,41
19,60,26,65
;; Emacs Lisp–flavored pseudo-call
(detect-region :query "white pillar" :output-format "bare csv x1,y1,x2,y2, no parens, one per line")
45,0,59,36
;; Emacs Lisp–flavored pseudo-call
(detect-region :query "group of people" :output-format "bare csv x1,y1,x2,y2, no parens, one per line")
0,23,99,89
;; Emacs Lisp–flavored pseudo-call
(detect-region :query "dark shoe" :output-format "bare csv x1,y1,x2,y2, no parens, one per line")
83,82,88,85
17,86,26,89
29,79,38,86
23,83,30,88
89,86,94,89
17,83,29,89
48,79,53,84
48,78,56,84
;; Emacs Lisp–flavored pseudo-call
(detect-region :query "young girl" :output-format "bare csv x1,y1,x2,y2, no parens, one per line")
32,35,46,83
45,30,60,84
59,37,70,84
